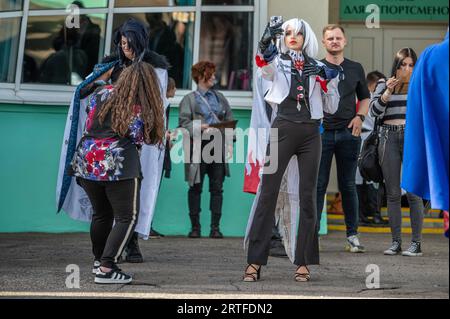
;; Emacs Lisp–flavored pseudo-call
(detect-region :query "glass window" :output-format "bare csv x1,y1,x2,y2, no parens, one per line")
0,0,23,11
23,14,106,85
202,0,254,5
0,17,21,83
29,0,107,10
112,12,195,89
115,0,195,7
200,12,253,91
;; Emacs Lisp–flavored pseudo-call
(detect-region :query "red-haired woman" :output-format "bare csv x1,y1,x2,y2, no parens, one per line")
179,61,235,239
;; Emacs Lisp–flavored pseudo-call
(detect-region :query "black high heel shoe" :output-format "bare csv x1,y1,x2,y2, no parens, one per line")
294,265,311,282
243,264,261,282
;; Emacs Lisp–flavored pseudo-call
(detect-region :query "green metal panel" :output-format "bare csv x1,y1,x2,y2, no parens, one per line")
340,0,449,22
0,103,327,236
0,104,89,232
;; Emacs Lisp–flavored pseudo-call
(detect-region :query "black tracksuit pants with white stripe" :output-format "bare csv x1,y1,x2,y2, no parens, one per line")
78,178,140,269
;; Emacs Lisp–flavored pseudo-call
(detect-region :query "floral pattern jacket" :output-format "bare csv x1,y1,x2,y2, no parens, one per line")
69,85,145,181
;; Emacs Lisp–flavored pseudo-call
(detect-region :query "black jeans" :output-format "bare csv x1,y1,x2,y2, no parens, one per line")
248,118,321,266
378,126,424,242
78,178,140,269
188,162,225,228
317,128,361,237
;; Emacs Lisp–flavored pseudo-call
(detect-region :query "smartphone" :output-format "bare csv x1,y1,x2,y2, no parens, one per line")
270,15,283,28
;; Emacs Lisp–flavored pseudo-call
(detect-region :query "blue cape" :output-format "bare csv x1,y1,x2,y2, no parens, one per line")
57,60,119,212
402,32,449,211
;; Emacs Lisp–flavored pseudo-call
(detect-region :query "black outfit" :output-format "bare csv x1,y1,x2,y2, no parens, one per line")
266,100,287,258
248,62,321,266
316,58,370,237
357,182,380,224
162,105,172,178
188,137,226,236
321,58,370,129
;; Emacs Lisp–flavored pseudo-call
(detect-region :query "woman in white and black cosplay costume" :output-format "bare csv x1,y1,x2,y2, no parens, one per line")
243,18,341,282
56,18,169,264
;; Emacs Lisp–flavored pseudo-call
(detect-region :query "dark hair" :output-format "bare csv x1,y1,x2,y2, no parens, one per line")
167,77,176,91
322,24,345,36
391,47,417,77
366,70,386,84
71,1,85,9
192,61,216,84
113,18,149,66
101,50,169,84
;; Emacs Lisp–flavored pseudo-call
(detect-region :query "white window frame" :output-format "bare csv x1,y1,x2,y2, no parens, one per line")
0,0,268,109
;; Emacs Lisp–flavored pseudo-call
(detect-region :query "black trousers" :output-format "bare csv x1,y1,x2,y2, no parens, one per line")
357,183,378,219
188,162,225,228
248,118,321,266
78,178,140,269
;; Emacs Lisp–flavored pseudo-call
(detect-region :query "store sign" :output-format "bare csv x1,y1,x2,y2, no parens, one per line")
340,0,449,22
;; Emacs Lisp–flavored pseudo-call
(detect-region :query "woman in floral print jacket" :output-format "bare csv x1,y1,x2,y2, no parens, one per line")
68,60,165,284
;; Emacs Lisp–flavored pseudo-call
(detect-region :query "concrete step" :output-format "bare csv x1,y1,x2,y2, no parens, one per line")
327,213,444,234
327,224,444,234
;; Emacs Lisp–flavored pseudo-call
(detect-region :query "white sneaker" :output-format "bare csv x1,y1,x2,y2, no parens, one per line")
402,241,423,257
384,241,402,255
92,260,101,274
346,235,365,253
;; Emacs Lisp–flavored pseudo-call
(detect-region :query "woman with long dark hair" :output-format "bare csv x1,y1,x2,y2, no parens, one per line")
57,18,169,278
69,61,165,284
370,48,424,257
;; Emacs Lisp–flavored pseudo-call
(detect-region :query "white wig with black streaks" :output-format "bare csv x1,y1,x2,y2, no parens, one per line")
279,18,319,58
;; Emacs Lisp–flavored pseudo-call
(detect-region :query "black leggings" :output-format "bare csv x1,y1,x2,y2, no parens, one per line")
78,178,140,269
248,118,321,266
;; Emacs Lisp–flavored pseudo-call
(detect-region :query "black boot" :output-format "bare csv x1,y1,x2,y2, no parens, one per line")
269,237,288,257
372,211,388,226
209,226,223,239
359,215,372,226
188,214,201,238
210,213,223,239
124,232,143,263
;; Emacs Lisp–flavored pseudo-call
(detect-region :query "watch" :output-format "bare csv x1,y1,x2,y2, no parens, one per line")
357,114,365,122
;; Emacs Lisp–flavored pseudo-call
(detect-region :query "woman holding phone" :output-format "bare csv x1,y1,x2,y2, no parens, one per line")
370,48,425,257
243,17,340,282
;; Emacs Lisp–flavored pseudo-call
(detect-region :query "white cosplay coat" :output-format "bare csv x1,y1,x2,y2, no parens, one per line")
244,56,340,262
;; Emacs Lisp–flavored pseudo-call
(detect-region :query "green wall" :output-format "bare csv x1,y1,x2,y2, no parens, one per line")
0,103,326,236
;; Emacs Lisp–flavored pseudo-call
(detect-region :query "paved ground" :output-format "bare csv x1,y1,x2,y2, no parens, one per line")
0,232,448,299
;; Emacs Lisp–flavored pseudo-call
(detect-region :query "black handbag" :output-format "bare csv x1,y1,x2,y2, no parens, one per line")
358,120,383,183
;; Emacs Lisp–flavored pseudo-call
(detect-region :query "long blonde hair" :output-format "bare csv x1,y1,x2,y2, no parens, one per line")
97,61,164,145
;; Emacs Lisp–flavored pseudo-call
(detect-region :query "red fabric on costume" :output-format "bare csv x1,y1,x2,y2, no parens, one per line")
316,76,328,93
255,55,268,68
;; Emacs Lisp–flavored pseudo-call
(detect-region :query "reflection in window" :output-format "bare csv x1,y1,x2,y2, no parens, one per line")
202,0,254,5
0,18,20,83
29,0,107,10
115,0,195,7
200,12,253,91
112,13,195,89
23,14,106,85
0,0,23,11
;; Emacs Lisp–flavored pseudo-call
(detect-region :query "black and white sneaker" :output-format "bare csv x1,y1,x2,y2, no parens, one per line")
402,241,423,257
92,260,101,274
346,235,365,253
95,268,133,284
384,241,402,255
